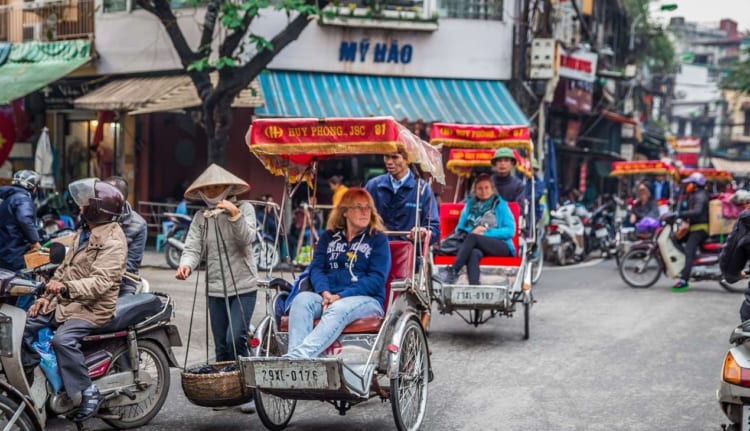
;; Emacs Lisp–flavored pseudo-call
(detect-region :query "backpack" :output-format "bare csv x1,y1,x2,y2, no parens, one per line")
720,212,750,283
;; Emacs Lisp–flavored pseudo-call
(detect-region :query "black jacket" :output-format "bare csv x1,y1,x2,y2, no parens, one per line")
0,186,40,270
491,173,525,205
679,189,709,225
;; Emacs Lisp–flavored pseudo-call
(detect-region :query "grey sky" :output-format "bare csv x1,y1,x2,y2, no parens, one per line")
652,0,750,33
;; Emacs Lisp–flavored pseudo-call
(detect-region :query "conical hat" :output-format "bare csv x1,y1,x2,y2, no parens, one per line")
184,164,250,201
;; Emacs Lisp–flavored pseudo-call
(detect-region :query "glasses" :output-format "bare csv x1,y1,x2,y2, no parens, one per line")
347,205,372,213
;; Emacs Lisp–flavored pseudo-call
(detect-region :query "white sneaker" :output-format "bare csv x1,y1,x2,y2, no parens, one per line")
239,400,256,414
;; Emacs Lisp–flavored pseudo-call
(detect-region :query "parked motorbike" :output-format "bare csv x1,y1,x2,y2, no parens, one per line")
163,212,193,270
617,215,743,292
0,244,181,429
718,319,750,431
164,212,280,271
584,198,617,259
546,201,588,266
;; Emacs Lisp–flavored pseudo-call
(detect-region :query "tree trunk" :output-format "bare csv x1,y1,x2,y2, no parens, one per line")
204,94,234,166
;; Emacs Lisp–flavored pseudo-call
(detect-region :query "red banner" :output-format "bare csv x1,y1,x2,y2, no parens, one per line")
610,160,678,178
429,123,532,151
679,168,733,182
0,114,16,168
446,148,531,178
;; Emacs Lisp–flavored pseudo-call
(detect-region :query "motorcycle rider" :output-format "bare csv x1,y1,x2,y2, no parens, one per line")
104,176,147,295
491,148,525,205
719,190,750,320
0,170,42,308
672,172,710,292
21,178,126,422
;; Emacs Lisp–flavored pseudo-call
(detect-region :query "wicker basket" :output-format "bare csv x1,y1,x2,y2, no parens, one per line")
181,361,252,407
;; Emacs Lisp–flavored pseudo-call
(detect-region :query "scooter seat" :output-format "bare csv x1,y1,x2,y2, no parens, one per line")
701,243,723,252
89,293,164,335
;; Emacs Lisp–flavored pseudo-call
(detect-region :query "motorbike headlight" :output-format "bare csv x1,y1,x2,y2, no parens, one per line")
0,314,12,357
723,352,750,387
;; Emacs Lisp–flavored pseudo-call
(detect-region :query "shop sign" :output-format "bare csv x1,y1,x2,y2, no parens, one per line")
41,78,106,110
558,50,598,83
339,39,413,64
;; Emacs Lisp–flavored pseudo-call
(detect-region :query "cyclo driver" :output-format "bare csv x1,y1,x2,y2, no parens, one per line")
21,178,127,422
672,172,709,292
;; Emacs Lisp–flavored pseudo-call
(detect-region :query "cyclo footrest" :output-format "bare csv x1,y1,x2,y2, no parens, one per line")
241,357,363,400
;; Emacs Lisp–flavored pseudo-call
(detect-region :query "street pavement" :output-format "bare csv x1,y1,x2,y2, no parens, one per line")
47,250,742,430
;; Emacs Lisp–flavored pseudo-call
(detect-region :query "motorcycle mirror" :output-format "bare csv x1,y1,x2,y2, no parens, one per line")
49,242,67,265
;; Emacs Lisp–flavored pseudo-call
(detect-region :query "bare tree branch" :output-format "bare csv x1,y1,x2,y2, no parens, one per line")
200,0,223,57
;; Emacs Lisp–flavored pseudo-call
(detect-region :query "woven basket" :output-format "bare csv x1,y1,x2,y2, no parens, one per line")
181,361,252,407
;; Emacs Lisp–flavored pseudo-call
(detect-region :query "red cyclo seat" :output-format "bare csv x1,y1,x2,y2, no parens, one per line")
279,240,415,334
434,201,523,267
701,242,723,252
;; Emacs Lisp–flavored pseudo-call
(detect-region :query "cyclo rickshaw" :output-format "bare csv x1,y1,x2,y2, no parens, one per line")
427,123,535,336
678,168,734,196
240,117,442,431
609,160,679,264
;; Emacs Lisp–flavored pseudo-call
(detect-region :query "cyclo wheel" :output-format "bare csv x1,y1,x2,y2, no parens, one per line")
254,321,296,431
523,301,530,340
618,248,661,288
0,394,34,431
390,319,429,431
530,253,543,285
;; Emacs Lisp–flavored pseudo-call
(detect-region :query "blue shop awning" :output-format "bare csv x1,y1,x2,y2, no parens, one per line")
256,71,528,125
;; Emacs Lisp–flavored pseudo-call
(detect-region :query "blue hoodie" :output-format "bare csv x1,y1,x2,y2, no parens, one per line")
309,229,391,308
455,195,516,256
0,185,40,270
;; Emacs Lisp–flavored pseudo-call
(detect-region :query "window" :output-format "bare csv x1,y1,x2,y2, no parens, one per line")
438,0,502,20
677,118,686,136
744,111,750,136
102,0,208,13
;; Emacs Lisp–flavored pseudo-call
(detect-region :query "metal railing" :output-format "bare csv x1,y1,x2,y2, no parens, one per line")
137,201,202,237
0,0,95,43
438,0,502,20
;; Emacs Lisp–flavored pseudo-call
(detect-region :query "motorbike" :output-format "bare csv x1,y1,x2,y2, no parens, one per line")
719,318,750,431
0,244,181,430
163,212,193,270
617,215,743,292
583,198,617,259
546,201,588,266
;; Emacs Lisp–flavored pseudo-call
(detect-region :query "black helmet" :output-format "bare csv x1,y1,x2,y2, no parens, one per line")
68,178,124,225
12,170,40,191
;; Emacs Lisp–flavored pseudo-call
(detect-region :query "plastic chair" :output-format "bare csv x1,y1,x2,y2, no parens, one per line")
59,215,76,229
155,221,174,252
176,201,188,215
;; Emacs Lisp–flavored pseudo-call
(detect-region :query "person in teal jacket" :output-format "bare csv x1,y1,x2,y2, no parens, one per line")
435,173,516,285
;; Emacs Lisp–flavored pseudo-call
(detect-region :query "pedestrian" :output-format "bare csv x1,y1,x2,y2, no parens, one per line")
174,164,257,414
104,176,147,295
0,170,42,308
364,147,440,244
649,174,671,201
284,188,390,358
490,148,525,205
22,178,127,422
327,175,349,207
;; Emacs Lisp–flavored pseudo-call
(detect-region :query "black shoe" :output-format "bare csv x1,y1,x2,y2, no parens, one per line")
24,368,34,387
74,385,104,422
434,267,458,284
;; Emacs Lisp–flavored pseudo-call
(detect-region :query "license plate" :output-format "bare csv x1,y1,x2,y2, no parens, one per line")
547,234,561,245
595,228,608,238
451,287,499,305
743,404,750,431
254,362,329,390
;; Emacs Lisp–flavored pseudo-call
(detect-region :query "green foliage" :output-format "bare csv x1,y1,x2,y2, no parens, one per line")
643,29,675,73
722,48,750,94
186,0,319,72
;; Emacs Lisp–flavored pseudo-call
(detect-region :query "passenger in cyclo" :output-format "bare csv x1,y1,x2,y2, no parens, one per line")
365,148,440,245
284,188,391,359
672,172,710,292
434,173,516,285
490,147,525,205
22,179,127,421
629,182,659,226
104,176,148,296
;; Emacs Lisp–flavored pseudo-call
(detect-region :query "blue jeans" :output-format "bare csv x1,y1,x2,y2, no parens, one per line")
286,292,383,359
207,292,257,361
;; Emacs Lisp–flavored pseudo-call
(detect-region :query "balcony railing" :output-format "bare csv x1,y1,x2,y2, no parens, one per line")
0,0,94,43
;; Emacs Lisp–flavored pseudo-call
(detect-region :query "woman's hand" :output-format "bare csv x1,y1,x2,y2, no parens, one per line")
471,225,487,235
321,291,341,311
175,266,192,280
28,297,50,318
629,214,636,224
216,200,240,218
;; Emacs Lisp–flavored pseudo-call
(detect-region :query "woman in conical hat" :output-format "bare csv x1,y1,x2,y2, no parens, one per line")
175,164,259,413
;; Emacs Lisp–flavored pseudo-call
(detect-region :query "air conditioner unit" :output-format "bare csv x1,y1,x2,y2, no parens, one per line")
22,23,43,41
